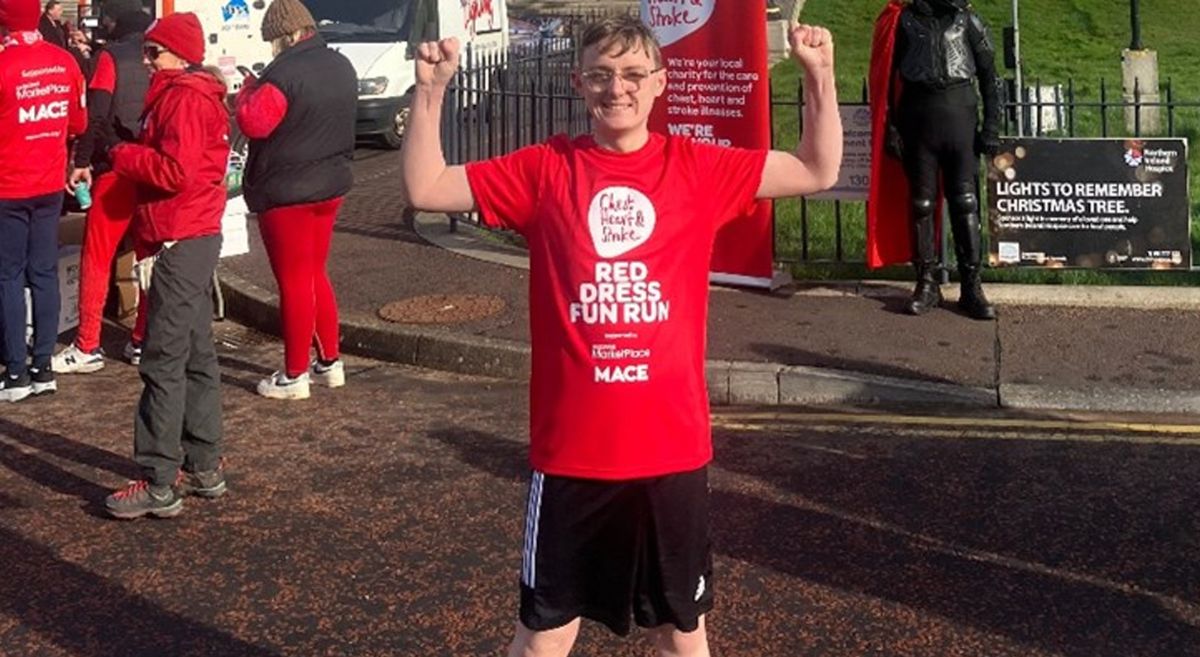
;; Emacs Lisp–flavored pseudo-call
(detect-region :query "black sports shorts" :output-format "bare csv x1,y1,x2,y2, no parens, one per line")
518,465,713,637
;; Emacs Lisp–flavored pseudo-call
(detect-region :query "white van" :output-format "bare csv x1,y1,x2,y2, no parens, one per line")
308,0,510,148
152,0,273,93
153,0,508,148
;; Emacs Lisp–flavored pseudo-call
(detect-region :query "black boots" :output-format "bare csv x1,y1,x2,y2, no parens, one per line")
907,266,945,314
907,197,941,315
906,191,996,320
948,191,996,320
907,263,942,315
957,265,995,320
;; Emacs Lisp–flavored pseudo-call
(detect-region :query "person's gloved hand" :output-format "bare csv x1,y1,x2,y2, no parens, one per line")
976,130,1001,156
885,123,904,160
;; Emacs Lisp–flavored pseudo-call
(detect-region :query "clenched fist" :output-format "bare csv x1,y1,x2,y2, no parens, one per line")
789,24,834,73
415,38,461,89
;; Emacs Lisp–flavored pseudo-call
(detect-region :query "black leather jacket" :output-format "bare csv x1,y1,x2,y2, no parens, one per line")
893,0,1002,139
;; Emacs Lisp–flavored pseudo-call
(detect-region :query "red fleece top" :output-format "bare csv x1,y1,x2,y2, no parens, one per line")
112,68,230,248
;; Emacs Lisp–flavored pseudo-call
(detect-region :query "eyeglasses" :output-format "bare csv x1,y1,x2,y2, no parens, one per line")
142,45,166,61
579,67,663,92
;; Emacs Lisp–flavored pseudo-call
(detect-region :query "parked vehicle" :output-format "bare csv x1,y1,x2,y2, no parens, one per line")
308,0,510,149
140,0,508,150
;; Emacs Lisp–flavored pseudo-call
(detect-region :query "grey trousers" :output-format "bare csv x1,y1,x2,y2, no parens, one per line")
134,234,223,486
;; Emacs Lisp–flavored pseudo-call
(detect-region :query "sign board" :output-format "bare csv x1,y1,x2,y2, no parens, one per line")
643,0,775,287
810,104,872,201
987,137,1191,269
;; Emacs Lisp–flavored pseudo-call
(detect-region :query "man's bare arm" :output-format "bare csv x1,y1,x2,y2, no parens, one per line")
400,38,476,213
757,24,843,199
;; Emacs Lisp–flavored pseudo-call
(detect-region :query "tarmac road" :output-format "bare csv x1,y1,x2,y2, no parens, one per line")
0,322,1196,656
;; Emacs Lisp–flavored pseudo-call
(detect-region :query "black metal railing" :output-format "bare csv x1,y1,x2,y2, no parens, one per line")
767,77,1200,266
445,46,1200,266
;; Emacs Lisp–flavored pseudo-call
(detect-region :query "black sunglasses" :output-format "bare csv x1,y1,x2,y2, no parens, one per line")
142,45,166,60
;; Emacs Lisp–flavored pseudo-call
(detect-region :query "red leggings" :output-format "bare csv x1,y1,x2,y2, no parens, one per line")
77,172,148,353
258,197,343,377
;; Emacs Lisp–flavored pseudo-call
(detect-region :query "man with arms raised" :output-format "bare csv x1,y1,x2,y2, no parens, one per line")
401,15,841,657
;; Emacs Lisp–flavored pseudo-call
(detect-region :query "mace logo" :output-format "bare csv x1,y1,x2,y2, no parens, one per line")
18,101,68,124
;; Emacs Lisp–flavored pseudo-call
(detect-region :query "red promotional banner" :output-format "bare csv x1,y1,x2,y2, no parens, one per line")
642,0,775,287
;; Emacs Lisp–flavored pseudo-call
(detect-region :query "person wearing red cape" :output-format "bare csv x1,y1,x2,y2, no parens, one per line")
868,0,1001,319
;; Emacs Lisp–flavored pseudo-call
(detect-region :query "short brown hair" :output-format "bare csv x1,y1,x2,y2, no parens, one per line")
576,15,663,69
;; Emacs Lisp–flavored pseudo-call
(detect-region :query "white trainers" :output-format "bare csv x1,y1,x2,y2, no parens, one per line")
309,359,345,388
52,344,105,374
123,341,142,365
256,371,311,400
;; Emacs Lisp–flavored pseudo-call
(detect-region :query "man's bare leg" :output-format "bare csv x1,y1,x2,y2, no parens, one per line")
507,619,582,657
651,615,710,657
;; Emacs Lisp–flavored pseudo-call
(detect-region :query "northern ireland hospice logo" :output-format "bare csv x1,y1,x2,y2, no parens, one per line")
1123,139,1144,167
588,187,656,258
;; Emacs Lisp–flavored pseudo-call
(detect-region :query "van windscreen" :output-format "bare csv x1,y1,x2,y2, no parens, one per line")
303,0,419,40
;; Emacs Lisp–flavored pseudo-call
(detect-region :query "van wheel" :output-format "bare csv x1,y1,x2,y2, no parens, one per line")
378,105,410,150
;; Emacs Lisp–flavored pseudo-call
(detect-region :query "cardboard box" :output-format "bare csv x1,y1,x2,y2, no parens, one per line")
113,248,139,326
24,245,82,341
59,212,86,246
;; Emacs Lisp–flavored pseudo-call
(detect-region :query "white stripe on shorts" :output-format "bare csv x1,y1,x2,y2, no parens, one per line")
521,471,545,588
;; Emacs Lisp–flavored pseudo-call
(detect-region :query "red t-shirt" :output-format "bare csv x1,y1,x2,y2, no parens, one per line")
0,35,86,199
466,133,767,480
89,50,116,93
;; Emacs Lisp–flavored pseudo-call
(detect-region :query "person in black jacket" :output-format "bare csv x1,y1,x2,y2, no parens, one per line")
883,0,1001,319
37,0,66,48
54,0,153,375
235,0,357,400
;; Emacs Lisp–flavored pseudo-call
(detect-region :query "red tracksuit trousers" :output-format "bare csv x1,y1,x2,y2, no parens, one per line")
258,197,343,378
77,172,147,353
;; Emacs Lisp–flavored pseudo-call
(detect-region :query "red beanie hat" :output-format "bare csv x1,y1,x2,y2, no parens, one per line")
145,12,206,66
0,0,41,32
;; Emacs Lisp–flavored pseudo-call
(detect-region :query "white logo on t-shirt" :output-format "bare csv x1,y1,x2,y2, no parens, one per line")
17,101,68,124
588,186,656,259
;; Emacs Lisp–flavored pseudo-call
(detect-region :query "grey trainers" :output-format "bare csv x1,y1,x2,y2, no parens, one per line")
175,465,227,498
105,480,183,519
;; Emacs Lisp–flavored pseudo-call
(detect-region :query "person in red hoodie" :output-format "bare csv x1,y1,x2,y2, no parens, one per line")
0,0,87,403
54,0,153,374
103,11,231,520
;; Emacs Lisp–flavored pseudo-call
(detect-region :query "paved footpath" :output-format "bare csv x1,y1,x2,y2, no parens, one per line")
220,148,1200,415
